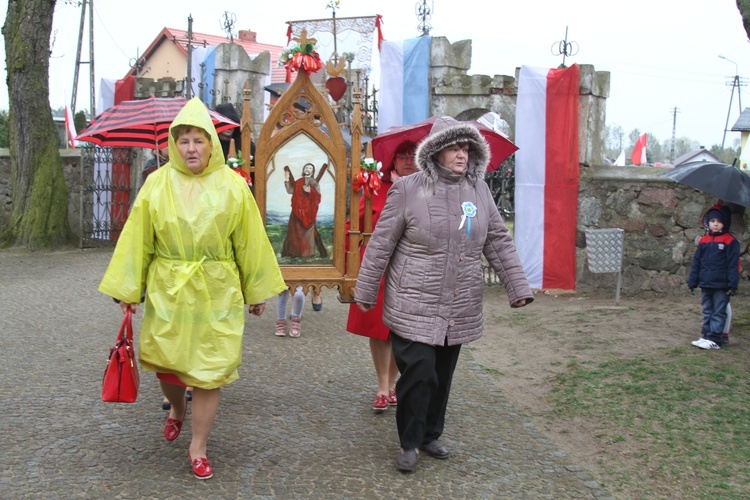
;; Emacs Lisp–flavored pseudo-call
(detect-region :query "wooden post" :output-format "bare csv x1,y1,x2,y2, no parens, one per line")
348,84,364,279
241,81,253,176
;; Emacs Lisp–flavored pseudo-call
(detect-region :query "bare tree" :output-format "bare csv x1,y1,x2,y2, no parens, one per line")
2,0,73,248
737,0,750,40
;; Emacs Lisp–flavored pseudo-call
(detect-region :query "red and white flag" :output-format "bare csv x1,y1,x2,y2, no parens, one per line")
631,133,647,165
613,150,626,166
64,106,78,149
514,65,580,290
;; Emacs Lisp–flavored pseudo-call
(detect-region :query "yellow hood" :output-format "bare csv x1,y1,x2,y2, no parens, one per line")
167,97,226,176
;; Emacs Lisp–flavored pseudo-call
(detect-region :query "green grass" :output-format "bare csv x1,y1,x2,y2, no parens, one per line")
266,222,334,265
549,311,750,497
490,310,532,327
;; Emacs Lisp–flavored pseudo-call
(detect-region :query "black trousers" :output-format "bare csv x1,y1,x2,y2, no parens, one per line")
391,333,462,450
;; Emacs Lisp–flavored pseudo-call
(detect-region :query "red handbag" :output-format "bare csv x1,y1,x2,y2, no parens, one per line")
102,309,140,403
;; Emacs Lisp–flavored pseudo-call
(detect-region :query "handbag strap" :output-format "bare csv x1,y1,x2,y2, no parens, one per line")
117,309,133,343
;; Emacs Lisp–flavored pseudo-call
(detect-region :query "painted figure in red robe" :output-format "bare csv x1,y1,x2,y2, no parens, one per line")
282,163,321,258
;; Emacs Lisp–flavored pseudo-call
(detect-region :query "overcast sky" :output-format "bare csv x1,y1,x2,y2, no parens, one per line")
2,0,750,150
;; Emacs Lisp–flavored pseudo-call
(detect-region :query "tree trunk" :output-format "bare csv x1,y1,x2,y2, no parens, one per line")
2,0,73,249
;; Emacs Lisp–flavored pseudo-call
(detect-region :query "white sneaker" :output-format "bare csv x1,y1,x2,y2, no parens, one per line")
691,338,705,346
696,338,720,350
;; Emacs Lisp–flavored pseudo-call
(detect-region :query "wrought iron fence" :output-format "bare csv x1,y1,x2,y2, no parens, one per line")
80,145,135,248
482,157,515,285
484,156,515,219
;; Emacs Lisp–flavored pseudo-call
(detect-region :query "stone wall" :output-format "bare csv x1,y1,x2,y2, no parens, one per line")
0,149,83,242
2,151,746,296
577,166,749,296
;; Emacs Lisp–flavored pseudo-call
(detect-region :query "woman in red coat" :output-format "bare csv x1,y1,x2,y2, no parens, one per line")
347,141,418,412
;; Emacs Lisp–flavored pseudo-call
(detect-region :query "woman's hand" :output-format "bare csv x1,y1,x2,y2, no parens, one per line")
249,303,266,316
356,302,374,313
120,301,137,314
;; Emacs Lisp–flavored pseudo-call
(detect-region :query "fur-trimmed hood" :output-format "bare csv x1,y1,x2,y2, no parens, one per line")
415,116,490,185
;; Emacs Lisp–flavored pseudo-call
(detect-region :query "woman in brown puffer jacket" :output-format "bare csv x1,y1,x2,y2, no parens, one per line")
354,116,533,473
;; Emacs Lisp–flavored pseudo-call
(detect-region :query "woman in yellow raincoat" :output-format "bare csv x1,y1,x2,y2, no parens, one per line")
99,97,285,480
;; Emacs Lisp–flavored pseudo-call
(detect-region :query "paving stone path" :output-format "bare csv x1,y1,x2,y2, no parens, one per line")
0,248,612,498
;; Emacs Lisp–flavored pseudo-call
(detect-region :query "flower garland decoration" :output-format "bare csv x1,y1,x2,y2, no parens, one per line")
278,30,323,74
458,201,477,236
353,157,382,198
226,153,245,170
228,151,252,187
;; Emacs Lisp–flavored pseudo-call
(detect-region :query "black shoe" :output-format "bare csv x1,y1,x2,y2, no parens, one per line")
161,400,171,411
396,449,419,472
186,390,193,402
312,295,322,311
420,440,450,459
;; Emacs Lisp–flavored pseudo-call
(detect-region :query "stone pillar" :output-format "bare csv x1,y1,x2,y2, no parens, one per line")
213,43,271,139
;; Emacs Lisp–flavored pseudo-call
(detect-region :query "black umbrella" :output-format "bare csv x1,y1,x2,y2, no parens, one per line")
660,160,750,207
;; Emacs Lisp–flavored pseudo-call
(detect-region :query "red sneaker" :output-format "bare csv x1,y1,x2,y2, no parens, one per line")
387,388,398,406
372,394,388,412
188,451,213,480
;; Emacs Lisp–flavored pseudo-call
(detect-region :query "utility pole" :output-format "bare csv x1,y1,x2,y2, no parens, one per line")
719,55,745,149
172,16,207,100
670,107,679,164
71,0,95,117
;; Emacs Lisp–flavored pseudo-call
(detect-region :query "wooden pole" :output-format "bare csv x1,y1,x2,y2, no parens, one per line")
348,84,365,278
241,81,254,176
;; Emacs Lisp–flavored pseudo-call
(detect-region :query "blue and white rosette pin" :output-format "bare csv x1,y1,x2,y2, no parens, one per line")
458,201,477,236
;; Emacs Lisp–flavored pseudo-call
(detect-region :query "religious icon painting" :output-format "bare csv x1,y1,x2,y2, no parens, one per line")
265,134,336,265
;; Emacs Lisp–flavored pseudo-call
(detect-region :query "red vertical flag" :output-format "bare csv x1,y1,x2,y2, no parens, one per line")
515,64,580,290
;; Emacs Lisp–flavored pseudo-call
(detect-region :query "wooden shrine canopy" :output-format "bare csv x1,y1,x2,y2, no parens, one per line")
231,68,375,302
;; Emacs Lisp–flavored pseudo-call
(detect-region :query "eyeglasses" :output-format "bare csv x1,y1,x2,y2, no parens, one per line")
396,154,415,162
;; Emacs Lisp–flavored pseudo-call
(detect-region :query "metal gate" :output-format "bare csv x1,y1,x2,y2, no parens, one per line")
484,157,515,219
79,145,135,248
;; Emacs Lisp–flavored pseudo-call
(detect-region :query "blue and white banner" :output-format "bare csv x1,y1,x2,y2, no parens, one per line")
191,46,217,105
378,36,431,131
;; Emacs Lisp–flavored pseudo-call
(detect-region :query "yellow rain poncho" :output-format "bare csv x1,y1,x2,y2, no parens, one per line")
99,97,285,389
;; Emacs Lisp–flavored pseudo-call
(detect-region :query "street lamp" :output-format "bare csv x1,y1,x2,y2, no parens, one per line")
719,55,742,149
719,54,738,76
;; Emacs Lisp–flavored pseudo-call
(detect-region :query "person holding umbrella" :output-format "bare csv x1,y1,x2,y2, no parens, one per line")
346,140,419,413
716,200,746,344
99,97,285,480
214,103,255,164
688,204,740,349
354,116,533,472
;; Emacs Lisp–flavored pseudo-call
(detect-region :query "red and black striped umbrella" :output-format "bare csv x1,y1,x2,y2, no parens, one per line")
75,97,239,149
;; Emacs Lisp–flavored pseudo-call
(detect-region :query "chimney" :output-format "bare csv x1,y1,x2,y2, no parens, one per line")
238,30,257,42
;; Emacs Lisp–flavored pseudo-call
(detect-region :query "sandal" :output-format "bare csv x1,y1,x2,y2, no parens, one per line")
289,315,301,337
275,319,287,337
